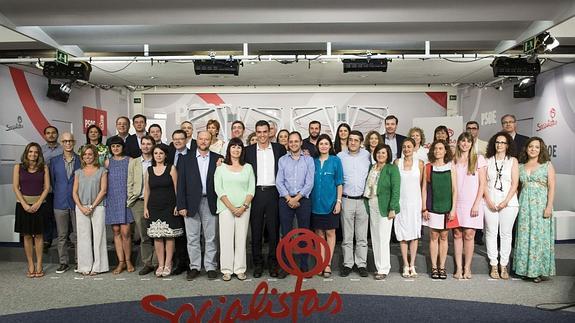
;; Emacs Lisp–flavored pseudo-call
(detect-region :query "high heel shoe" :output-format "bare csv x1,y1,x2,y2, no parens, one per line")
453,268,463,279
402,266,410,278
155,266,164,277
499,265,509,280
409,266,418,278
489,265,500,279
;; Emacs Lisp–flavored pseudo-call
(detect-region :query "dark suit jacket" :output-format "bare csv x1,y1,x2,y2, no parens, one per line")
380,133,406,159
125,133,147,158
244,142,287,183
512,133,529,157
176,150,221,216
167,140,197,165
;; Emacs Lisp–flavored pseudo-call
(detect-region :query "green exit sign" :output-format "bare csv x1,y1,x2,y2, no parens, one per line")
523,37,536,54
56,50,68,65
134,98,142,104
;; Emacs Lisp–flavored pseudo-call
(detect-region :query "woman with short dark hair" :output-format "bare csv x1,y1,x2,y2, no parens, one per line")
105,136,134,274
364,143,400,280
214,137,256,281
13,143,50,278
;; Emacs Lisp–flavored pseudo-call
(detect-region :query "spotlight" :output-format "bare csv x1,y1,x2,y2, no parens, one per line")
194,59,240,76
514,77,536,98
47,80,71,102
491,57,540,77
342,59,388,73
538,32,560,52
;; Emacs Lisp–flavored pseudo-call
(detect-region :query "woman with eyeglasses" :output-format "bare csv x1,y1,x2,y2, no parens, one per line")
484,132,519,280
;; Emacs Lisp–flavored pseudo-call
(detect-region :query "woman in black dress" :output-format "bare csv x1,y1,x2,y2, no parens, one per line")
13,143,50,278
144,145,183,277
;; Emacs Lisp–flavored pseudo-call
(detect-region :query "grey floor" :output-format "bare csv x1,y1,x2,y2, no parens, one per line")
1,260,574,316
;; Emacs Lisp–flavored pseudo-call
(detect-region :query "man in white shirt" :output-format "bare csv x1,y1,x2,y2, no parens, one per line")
244,120,287,278
466,121,487,156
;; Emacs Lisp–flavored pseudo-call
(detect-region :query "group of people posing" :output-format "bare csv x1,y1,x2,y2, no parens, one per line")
13,113,555,284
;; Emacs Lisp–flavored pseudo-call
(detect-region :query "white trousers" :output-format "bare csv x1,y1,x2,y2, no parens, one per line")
484,205,518,266
219,208,250,275
76,206,109,273
369,198,393,275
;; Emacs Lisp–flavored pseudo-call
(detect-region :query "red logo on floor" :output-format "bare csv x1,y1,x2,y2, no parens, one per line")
140,228,343,322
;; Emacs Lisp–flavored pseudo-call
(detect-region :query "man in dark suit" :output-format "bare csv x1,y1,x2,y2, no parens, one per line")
105,116,131,146
244,120,287,278
166,129,191,275
382,115,406,160
125,114,147,158
176,131,222,280
501,114,529,157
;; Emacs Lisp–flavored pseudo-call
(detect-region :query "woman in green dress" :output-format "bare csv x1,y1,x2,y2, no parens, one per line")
80,125,109,165
513,137,556,283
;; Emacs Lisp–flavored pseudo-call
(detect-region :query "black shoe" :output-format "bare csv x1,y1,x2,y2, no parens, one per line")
358,267,369,277
253,265,263,278
439,268,447,280
139,266,155,276
269,267,279,278
187,269,200,281
340,266,352,277
172,266,187,276
56,264,69,274
277,269,288,279
207,270,218,280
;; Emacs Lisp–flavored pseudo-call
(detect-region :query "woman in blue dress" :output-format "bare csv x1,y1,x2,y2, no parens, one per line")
105,136,134,274
310,134,344,278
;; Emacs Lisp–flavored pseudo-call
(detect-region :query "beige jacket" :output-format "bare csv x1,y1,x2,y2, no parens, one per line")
127,157,144,207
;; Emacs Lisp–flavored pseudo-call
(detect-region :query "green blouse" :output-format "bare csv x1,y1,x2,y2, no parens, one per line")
365,163,401,217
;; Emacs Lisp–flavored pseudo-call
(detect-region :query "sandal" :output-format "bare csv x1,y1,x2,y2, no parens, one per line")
113,261,126,275
453,268,463,280
155,266,164,277
438,268,447,280
463,268,472,279
409,266,418,278
431,267,440,279
489,266,500,279
126,261,135,273
162,265,172,277
323,266,332,278
35,267,45,278
26,271,35,278
402,266,410,278
499,265,509,280
533,276,542,283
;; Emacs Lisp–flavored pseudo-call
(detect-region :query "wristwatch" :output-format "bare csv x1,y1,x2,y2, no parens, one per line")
242,203,250,209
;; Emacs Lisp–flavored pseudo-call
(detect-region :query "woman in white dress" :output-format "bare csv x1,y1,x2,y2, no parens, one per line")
408,127,428,163
207,119,225,154
393,138,424,278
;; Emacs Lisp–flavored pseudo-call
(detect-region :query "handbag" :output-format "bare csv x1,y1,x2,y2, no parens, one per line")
445,210,459,229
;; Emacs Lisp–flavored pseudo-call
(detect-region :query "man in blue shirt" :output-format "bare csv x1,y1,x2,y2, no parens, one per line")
337,130,372,277
276,131,315,278
41,125,63,252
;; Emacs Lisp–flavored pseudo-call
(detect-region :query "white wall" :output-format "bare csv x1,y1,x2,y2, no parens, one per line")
459,63,575,211
0,65,130,242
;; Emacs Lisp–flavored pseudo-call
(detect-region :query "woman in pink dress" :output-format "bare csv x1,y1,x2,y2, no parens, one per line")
453,132,486,279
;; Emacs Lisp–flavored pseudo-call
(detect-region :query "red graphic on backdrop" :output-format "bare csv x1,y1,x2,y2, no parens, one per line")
425,92,448,109
140,229,342,322
536,107,558,132
9,67,50,137
82,106,108,135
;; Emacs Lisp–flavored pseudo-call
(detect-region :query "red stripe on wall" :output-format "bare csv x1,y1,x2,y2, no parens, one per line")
425,92,448,109
197,93,225,105
9,67,50,136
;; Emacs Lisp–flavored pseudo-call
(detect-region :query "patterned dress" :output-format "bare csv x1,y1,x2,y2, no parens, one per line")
513,162,555,278
105,157,134,225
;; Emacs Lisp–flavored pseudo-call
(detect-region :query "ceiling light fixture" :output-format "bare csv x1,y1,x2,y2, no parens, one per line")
342,59,388,73
194,59,240,76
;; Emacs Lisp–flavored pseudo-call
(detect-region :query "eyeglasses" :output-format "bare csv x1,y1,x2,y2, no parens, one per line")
62,140,75,144
495,141,508,145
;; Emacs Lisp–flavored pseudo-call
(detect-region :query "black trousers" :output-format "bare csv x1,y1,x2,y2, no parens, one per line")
174,225,189,269
250,187,279,268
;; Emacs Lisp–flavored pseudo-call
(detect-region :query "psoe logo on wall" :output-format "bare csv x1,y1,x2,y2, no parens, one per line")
536,107,558,132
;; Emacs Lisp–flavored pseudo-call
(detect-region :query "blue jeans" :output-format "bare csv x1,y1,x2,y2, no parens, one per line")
279,197,311,271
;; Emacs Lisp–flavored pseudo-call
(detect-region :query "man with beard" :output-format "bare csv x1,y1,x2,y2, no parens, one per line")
302,120,321,158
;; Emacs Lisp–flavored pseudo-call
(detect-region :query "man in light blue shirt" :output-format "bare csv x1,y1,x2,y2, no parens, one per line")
337,130,372,277
276,131,315,278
